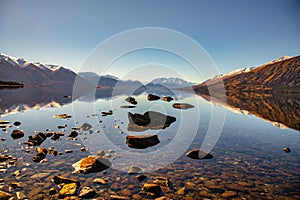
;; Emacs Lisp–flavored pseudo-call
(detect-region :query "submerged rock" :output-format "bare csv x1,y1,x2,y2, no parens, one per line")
126,135,160,149
283,147,291,153
110,195,130,200
125,96,137,105
162,96,174,102
28,132,47,146
142,183,162,197
147,94,160,101
120,105,136,109
72,156,111,174
11,130,24,139
153,176,169,187
93,178,108,185
81,123,92,131
136,175,147,182
32,152,46,162
127,111,176,132
186,149,213,159
172,103,194,109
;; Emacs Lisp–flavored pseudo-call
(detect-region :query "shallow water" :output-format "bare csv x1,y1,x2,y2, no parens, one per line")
0,88,299,199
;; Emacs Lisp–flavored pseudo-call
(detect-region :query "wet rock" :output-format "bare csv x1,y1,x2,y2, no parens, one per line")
28,132,47,146
11,130,24,139
283,147,291,153
72,127,80,130
120,105,136,109
154,176,169,187
128,165,142,174
162,96,174,102
59,183,78,197
128,111,176,132
52,176,80,186
148,94,160,101
16,191,27,200
126,135,160,149
65,150,73,153
93,178,108,185
136,175,147,182
81,123,92,131
97,150,105,156
49,188,57,195
0,190,12,199
125,96,137,105
172,103,194,109
142,183,162,197
101,110,113,116
64,95,71,99
79,186,96,198
58,124,67,129
49,149,58,156
72,156,111,174
32,152,46,162
221,191,237,198
52,114,72,119
186,149,213,159
110,195,130,200
13,121,21,126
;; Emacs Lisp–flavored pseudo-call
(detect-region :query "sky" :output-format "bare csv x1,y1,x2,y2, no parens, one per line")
0,0,299,83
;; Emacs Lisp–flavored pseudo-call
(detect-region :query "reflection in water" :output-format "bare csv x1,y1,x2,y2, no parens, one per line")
199,92,300,131
127,111,176,132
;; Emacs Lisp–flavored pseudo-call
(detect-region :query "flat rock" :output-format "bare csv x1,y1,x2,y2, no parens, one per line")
81,123,92,131
128,111,176,132
11,130,24,139
72,156,111,174
221,191,237,198
126,135,160,149
93,178,108,185
153,176,169,187
30,172,50,179
59,183,78,197
186,149,213,159
110,195,130,200
0,190,12,200
172,103,194,109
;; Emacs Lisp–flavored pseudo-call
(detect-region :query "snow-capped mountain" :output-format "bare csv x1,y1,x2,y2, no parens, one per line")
0,52,79,86
150,77,195,89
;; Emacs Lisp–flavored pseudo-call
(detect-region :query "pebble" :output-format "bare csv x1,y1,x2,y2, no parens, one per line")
142,183,162,197
283,147,291,153
59,183,78,197
93,178,108,185
79,186,96,198
128,165,142,174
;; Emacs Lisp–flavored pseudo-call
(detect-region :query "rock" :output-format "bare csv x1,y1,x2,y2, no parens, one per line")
64,95,71,99
49,149,58,156
11,130,24,139
0,155,8,162
125,97,137,105
32,152,46,162
72,156,111,174
110,195,130,200
120,105,136,108
81,123,92,131
13,121,21,126
16,191,27,200
101,110,113,116
30,173,50,179
28,132,47,146
0,190,12,199
65,150,73,153
49,188,57,195
10,182,22,189
52,176,80,186
115,125,120,129
79,186,96,198
153,176,169,187
37,147,48,154
177,187,185,195
1,138,5,141
172,103,194,109
128,165,142,174
221,191,237,198
283,147,291,153
80,147,88,152
147,94,160,101
142,183,162,197
162,96,174,102
67,131,78,138
58,124,67,129
0,120,10,124
97,150,105,156
186,149,213,159
12,170,21,177
52,114,72,119
59,183,78,197
136,175,147,182
155,196,172,200
126,135,160,149
128,111,176,132
93,178,108,185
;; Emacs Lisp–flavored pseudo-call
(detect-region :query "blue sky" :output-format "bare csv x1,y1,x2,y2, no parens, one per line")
0,0,299,82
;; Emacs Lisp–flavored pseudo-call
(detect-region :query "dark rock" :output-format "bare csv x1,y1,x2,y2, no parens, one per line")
127,111,176,132
11,130,24,139
126,135,160,149
49,188,57,195
186,149,213,159
125,96,137,105
136,175,147,182
65,150,73,153
32,152,46,162
28,132,47,146
48,149,58,156
120,105,136,108
13,121,21,126
72,156,111,174
0,155,9,162
58,124,67,129
162,96,174,102
142,183,162,197
283,147,291,153
68,131,78,138
147,94,160,101
172,103,194,109
52,176,80,186
101,110,113,116
81,123,92,131
79,186,96,198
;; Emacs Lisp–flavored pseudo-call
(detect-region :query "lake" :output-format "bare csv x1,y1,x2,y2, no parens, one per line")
0,87,299,199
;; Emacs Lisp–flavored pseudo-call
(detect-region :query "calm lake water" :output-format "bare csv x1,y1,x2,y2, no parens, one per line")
0,87,299,199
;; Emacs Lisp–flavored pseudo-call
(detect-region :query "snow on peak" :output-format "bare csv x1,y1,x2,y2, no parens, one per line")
266,55,291,65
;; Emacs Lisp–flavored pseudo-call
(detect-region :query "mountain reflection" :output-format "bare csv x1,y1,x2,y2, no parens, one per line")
199,92,300,132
